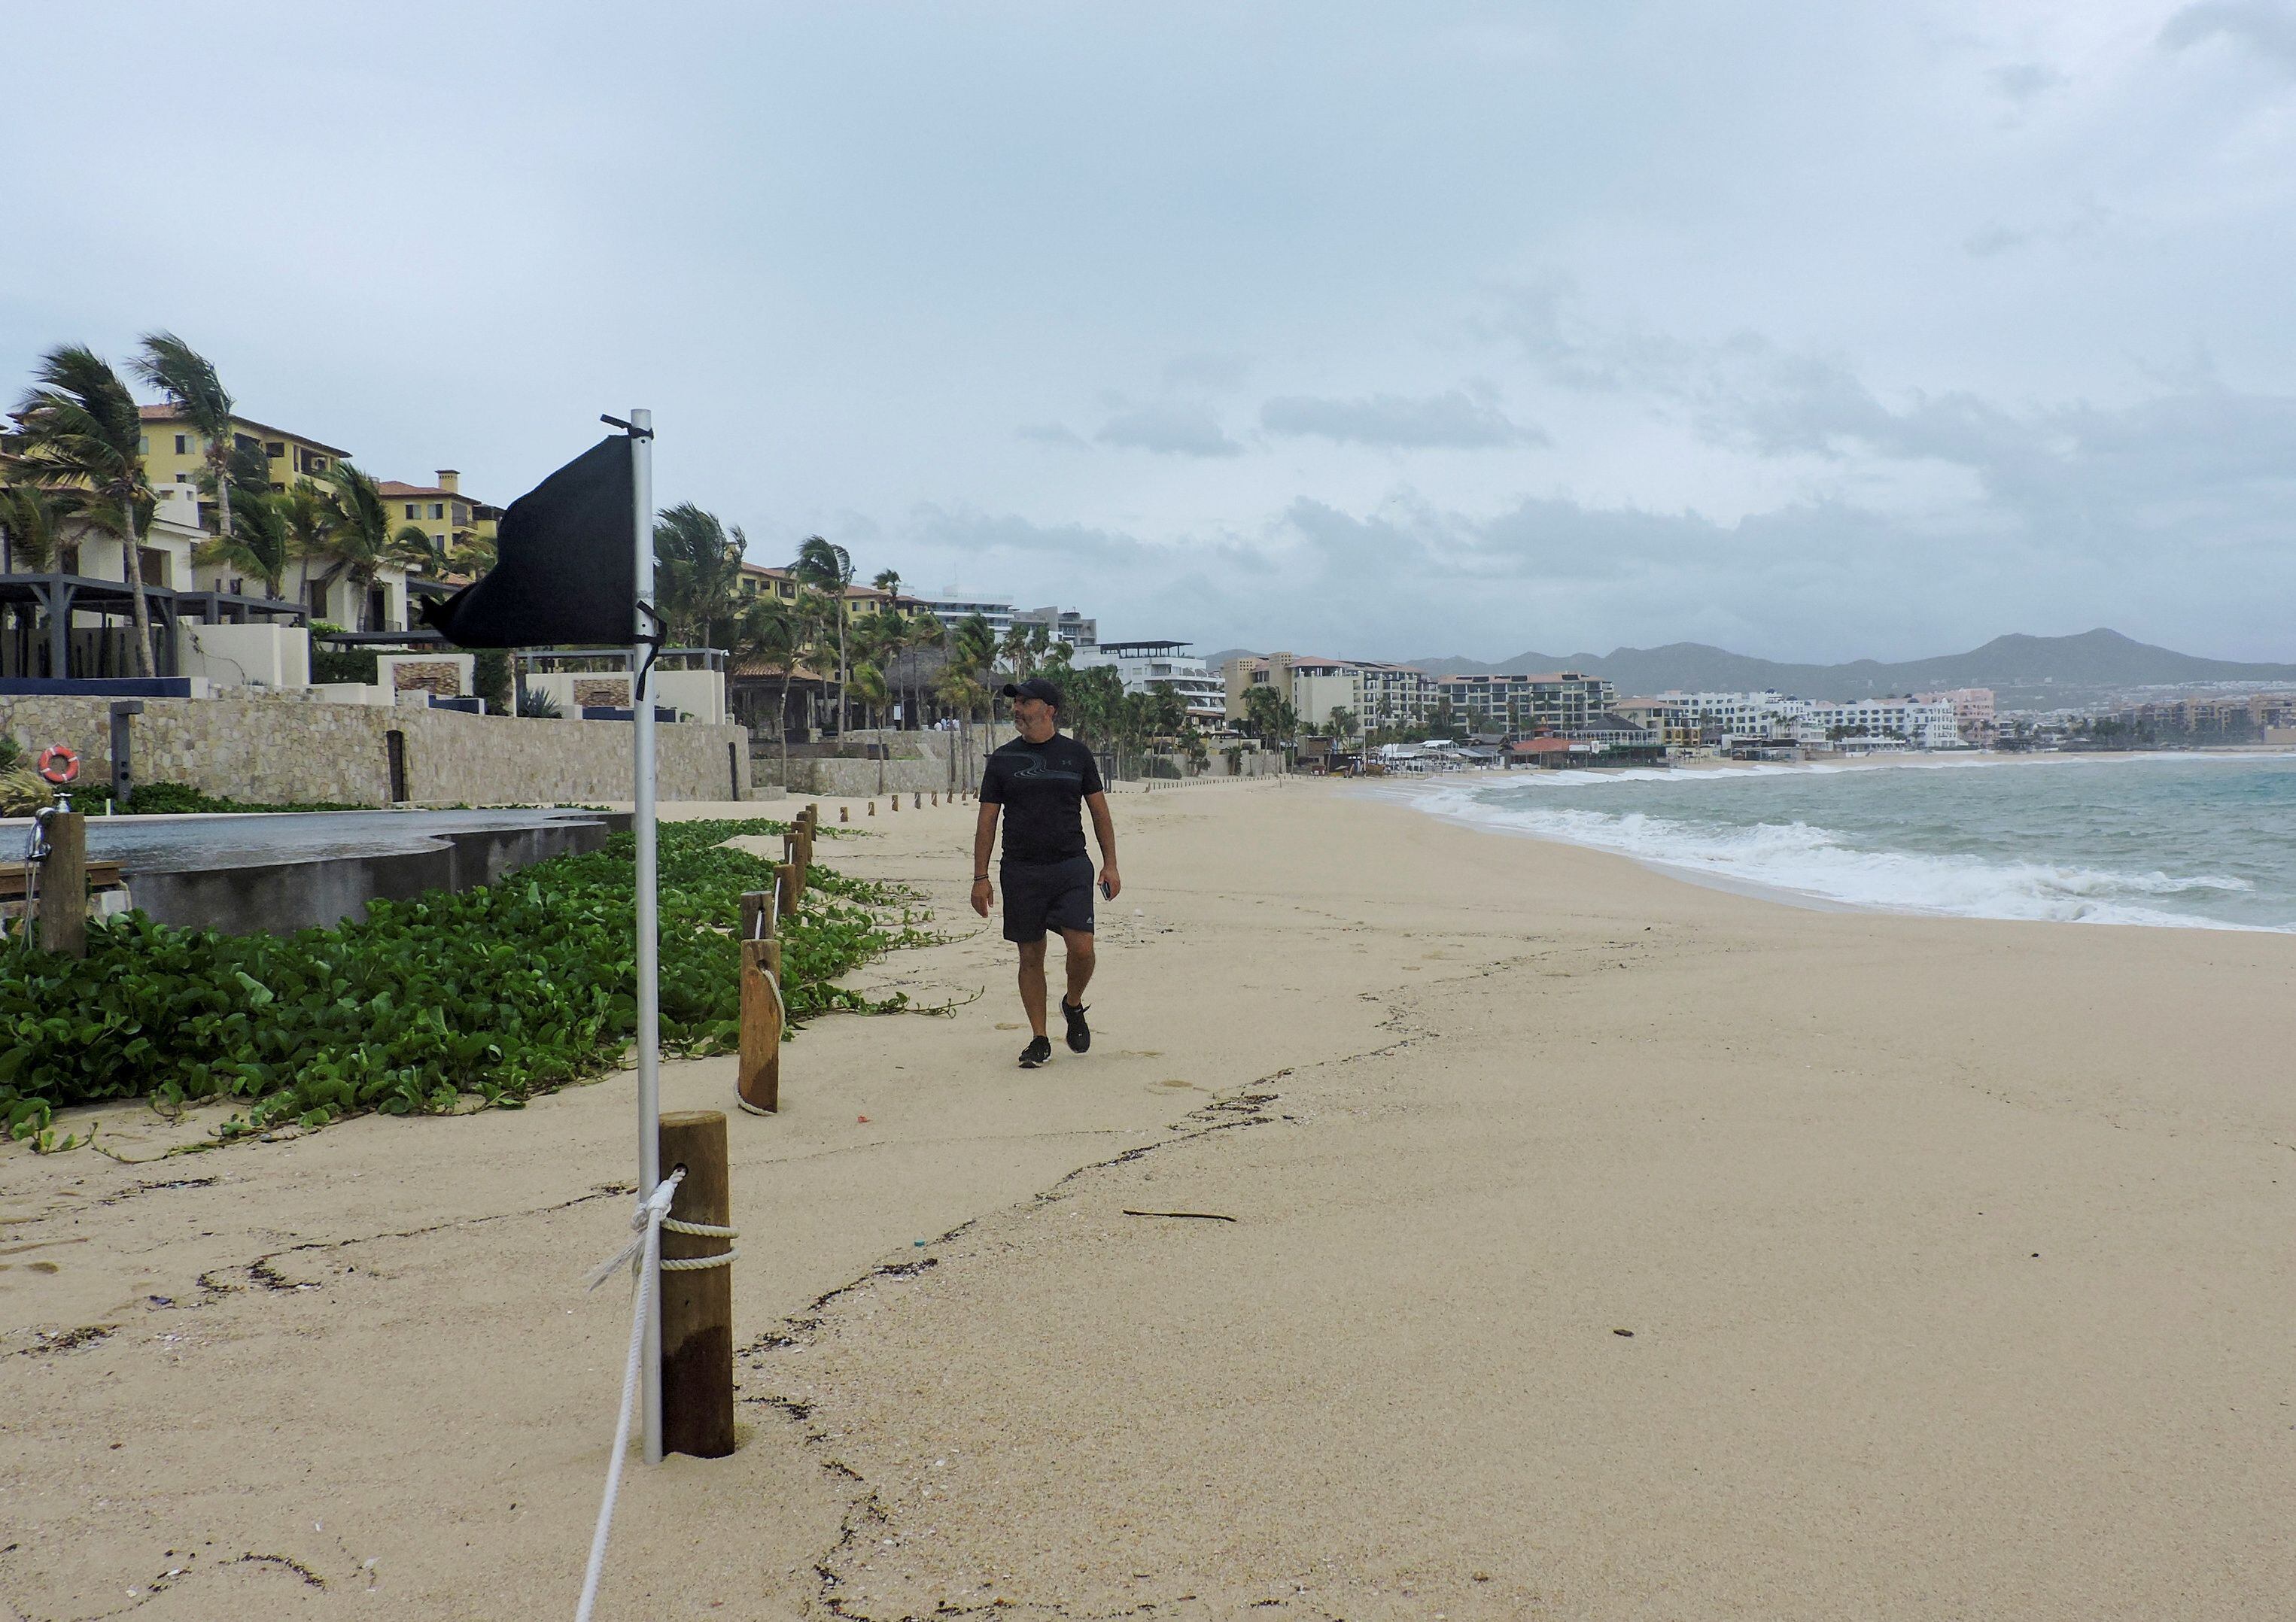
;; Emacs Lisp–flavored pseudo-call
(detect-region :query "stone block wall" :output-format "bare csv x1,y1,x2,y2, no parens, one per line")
0,694,751,806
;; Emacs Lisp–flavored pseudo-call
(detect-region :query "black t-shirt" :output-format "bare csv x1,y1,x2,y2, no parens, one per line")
981,732,1105,865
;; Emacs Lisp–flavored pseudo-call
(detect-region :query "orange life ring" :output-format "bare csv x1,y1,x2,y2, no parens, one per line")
35,744,80,785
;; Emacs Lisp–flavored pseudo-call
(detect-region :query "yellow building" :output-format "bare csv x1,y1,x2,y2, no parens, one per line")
136,405,351,526
736,560,903,621
375,470,501,564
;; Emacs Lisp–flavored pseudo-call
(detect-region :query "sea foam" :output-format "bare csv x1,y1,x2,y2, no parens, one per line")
1412,776,2279,931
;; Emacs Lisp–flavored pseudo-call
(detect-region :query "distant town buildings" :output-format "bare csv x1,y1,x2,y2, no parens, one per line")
912,593,1014,636
1011,605,1096,650
1071,639,1224,725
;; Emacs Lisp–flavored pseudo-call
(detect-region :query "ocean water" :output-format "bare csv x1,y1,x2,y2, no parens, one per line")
1408,753,2296,931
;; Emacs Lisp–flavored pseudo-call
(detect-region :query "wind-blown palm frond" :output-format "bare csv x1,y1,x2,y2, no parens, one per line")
199,488,293,597
11,345,159,673
134,333,239,538
392,523,449,579
0,482,62,572
653,501,746,647
317,462,399,630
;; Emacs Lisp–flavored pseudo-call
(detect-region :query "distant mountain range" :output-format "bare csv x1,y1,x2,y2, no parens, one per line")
1204,630,2296,709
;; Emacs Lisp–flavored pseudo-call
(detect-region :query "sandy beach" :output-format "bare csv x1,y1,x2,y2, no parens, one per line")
6,776,2295,1619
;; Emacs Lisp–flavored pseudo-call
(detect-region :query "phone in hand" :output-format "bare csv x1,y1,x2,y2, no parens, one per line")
1099,878,1114,901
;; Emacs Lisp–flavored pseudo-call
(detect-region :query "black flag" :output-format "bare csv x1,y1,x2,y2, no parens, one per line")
422,436,636,648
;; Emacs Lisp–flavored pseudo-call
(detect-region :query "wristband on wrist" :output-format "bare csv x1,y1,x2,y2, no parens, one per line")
973,873,990,882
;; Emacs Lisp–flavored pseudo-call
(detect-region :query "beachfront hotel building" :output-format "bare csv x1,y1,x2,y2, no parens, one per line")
911,592,1014,636
1915,687,1997,743
136,405,350,519
1223,652,1438,731
1657,690,1962,749
375,470,502,563
1434,671,1617,735
1011,605,1096,650
1072,639,1226,726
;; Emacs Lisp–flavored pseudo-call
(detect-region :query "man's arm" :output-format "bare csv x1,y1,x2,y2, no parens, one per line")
1086,791,1120,898
971,801,1000,918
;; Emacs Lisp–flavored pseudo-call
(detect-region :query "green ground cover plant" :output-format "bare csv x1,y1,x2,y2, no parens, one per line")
0,819,930,1146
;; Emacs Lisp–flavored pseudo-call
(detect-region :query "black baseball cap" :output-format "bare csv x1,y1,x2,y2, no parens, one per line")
1000,677,1063,708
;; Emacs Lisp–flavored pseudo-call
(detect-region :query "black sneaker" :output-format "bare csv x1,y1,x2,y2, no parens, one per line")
1018,1034,1053,1068
1061,1000,1091,1054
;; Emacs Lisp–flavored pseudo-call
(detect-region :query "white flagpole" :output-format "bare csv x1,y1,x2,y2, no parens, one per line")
628,406,664,1466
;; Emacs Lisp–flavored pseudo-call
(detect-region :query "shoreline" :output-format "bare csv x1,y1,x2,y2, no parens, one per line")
1372,752,2296,934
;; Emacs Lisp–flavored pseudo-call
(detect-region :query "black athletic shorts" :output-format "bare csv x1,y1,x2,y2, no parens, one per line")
1001,855,1096,944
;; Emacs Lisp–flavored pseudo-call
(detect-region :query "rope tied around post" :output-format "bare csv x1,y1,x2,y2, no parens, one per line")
573,1168,683,1621
659,1211,740,1271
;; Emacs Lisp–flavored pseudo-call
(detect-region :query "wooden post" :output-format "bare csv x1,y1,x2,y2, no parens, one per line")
839,804,848,823
912,793,920,810
37,811,87,959
890,792,899,813
657,1109,734,1457
776,840,800,919
868,800,876,816
738,882,780,1113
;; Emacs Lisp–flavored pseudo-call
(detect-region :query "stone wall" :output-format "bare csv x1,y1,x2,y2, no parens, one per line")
0,694,752,806
755,724,1017,796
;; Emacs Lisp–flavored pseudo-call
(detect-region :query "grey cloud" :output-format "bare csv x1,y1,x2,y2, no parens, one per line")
1017,422,1087,447
1480,273,1720,396
1162,353,1250,389
1963,223,2030,257
2161,2,2296,71
1987,62,2066,102
1720,357,2296,541
1261,389,1548,449
1094,402,1244,457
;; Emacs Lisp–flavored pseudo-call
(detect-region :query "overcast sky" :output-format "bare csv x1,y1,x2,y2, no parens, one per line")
6,2,2294,662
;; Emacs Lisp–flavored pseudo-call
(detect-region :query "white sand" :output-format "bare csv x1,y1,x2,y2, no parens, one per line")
5,778,2294,1618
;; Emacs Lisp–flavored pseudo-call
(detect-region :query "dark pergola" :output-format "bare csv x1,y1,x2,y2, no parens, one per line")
0,567,309,681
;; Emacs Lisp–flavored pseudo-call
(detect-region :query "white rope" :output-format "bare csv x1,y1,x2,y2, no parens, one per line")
662,1217,737,1238
661,1250,738,1271
573,1169,683,1622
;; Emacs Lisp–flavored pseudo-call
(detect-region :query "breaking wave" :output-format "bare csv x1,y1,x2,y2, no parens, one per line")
1413,782,2279,931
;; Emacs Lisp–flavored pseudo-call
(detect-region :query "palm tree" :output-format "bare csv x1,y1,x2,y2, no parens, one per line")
896,607,947,725
11,345,160,675
203,488,293,598
789,535,853,731
277,480,333,609
871,566,902,600
736,595,805,779
0,481,63,573
316,462,399,630
849,660,890,729
653,501,745,648
133,333,238,543
392,522,449,581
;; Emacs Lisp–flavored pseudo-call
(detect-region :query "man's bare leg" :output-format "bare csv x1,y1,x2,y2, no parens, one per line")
1059,928,1095,1010
1017,938,1049,1037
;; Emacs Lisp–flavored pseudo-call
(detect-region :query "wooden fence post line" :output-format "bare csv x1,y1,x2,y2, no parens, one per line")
657,1109,735,1458
776,840,799,919
38,810,88,959
737,941,782,1113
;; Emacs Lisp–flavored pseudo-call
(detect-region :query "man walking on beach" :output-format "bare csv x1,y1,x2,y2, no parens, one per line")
971,677,1121,1068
